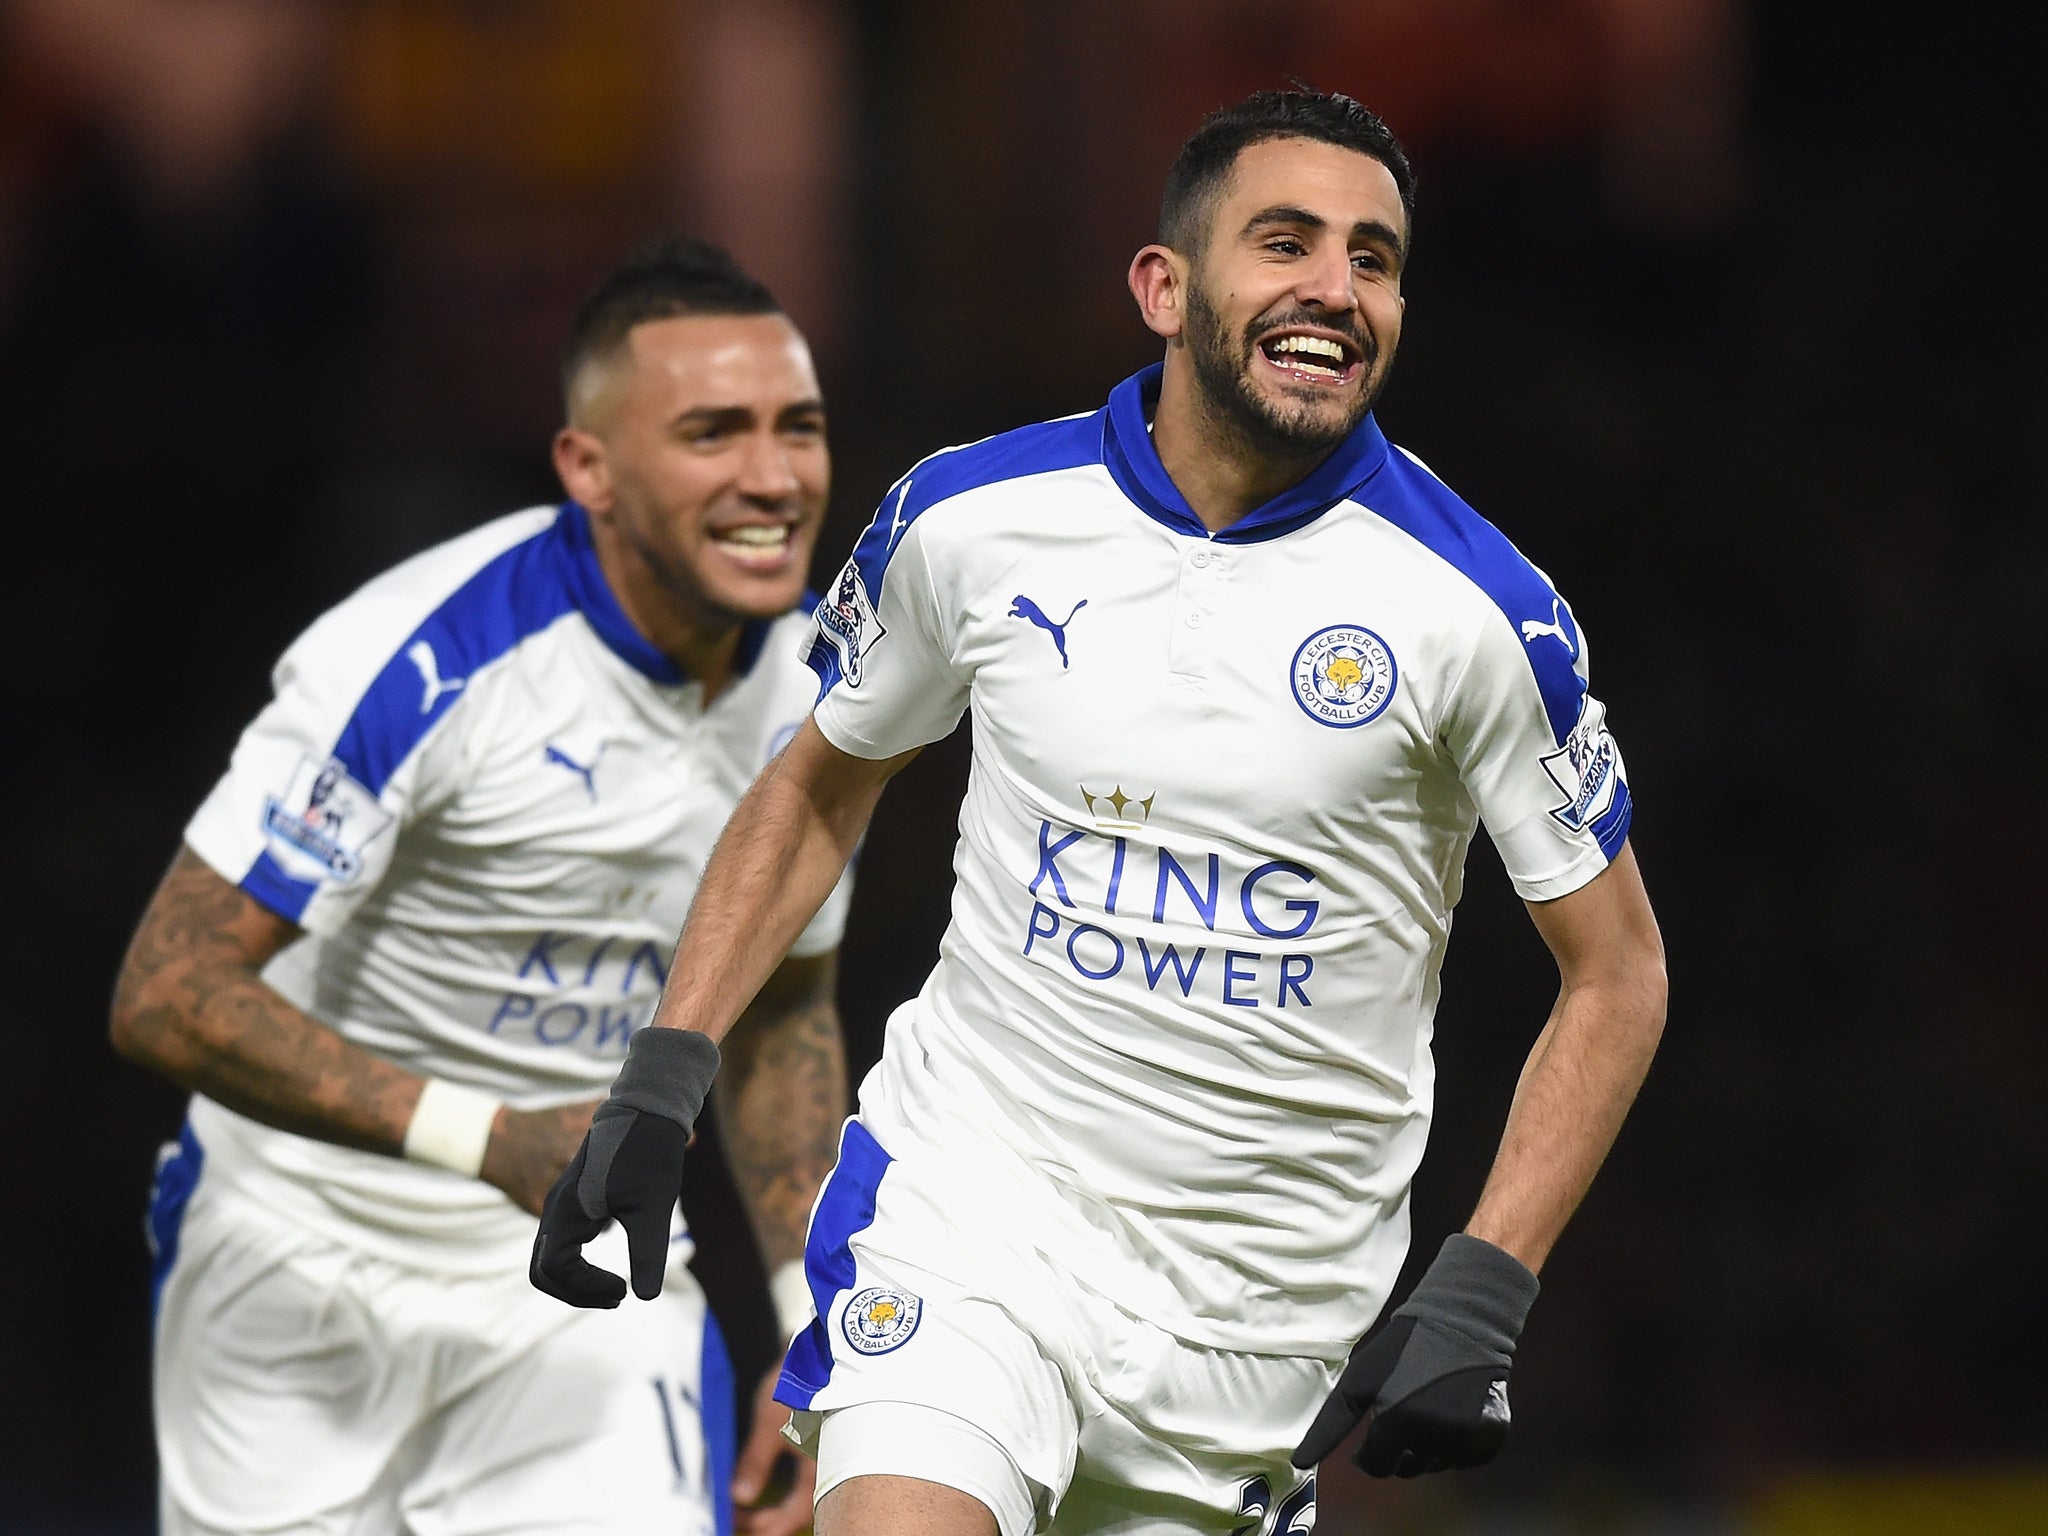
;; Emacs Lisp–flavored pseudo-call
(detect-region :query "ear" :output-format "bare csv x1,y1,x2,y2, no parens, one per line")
552,426,613,512
1128,244,1189,341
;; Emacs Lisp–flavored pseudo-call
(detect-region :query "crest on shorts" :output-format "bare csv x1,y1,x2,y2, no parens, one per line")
1290,624,1398,728
841,1284,922,1355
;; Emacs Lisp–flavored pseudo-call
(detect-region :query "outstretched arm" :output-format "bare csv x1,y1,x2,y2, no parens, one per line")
110,847,598,1215
655,720,915,1045
1295,841,1665,1477
1466,839,1667,1269
531,719,915,1308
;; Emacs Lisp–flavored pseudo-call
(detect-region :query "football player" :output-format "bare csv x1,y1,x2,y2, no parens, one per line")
114,237,846,1536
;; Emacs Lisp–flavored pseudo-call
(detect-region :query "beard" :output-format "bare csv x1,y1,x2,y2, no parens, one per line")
1183,281,1382,458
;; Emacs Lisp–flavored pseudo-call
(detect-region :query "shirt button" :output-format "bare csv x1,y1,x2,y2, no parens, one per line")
1186,612,1204,628
1190,549,1211,568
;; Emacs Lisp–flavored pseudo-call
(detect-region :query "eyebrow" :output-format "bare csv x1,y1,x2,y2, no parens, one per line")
1241,205,1407,262
669,398,826,431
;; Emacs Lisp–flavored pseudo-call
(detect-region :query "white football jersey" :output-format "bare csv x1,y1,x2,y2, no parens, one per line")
183,502,850,1272
804,366,1632,1355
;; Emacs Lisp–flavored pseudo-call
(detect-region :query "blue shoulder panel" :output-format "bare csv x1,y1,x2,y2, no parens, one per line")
805,411,1103,695
334,523,586,798
1364,450,1587,745
246,504,813,922
244,507,591,922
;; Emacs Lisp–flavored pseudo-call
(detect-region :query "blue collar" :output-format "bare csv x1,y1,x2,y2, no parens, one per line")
1099,364,1390,543
557,502,775,686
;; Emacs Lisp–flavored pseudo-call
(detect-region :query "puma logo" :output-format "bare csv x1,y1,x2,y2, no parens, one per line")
544,742,605,802
1518,597,1577,657
406,641,466,713
1009,595,1087,669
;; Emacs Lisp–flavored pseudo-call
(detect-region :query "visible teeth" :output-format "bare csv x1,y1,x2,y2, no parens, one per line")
1268,335,1347,363
718,526,790,547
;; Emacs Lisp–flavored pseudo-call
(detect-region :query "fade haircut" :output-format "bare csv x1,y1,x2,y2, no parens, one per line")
560,236,781,416
1158,88,1416,259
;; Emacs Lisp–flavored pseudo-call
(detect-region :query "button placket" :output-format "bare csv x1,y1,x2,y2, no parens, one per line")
1169,539,1224,679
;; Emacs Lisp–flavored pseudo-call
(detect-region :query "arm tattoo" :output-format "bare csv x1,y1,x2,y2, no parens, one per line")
111,846,424,1154
715,953,849,1270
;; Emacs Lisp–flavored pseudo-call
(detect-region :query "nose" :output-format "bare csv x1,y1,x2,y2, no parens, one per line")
736,430,801,504
1295,244,1357,314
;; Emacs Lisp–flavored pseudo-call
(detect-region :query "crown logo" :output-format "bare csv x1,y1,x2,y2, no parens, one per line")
1080,784,1156,826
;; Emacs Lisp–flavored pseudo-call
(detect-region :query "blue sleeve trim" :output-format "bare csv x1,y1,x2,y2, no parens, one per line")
775,1119,893,1409
240,849,318,925
1590,775,1633,860
802,626,843,701
1366,451,1588,745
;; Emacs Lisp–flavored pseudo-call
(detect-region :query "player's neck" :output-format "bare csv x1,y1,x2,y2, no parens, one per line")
589,527,746,701
1150,357,1337,535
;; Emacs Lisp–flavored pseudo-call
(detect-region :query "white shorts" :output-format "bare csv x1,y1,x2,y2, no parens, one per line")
775,1120,1337,1536
149,1124,736,1536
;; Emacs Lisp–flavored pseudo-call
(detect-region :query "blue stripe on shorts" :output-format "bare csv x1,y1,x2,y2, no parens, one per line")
775,1119,892,1409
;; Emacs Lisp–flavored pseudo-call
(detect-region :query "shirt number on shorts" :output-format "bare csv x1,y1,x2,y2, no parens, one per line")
1233,1471,1317,1536
652,1374,700,1493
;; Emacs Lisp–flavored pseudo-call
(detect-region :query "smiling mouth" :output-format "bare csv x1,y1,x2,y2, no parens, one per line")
710,524,796,565
1257,333,1361,387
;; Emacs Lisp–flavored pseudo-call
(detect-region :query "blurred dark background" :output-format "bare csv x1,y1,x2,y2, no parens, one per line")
2,1,2042,1531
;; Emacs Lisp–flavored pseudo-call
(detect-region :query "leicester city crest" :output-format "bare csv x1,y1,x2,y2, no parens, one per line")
1290,624,1398,728
841,1284,923,1355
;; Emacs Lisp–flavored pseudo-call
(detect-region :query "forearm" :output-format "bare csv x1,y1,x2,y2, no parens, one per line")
652,721,900,1044
531,727,907,1309
111,849,425,1154
126,970,426,1152
1465,966,1665,1271
715,957,848,1270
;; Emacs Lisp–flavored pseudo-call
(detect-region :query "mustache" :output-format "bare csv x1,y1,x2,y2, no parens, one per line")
1243,308,1374,364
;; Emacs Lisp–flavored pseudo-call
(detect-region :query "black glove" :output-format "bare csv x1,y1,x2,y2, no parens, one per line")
529,1028,721,1308
1292,1234,1539,1478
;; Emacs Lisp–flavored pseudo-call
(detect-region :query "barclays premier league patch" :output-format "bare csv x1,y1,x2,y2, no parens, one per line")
1291,624,1398,728
841,1284,922,1355
817,558,885,688
1541,700,1621,833
260,754,393,884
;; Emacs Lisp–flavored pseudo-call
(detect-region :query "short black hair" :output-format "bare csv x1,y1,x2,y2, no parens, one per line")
1159,89,1416,257
561,236,780,407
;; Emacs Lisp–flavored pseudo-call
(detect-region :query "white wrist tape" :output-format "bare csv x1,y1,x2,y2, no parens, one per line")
770,1259,815,1343
402,1078,503,1178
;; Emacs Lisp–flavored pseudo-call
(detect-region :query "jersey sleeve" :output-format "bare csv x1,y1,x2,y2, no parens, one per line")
1441,592,1634,903
805,498,970,759
184,613,456,937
